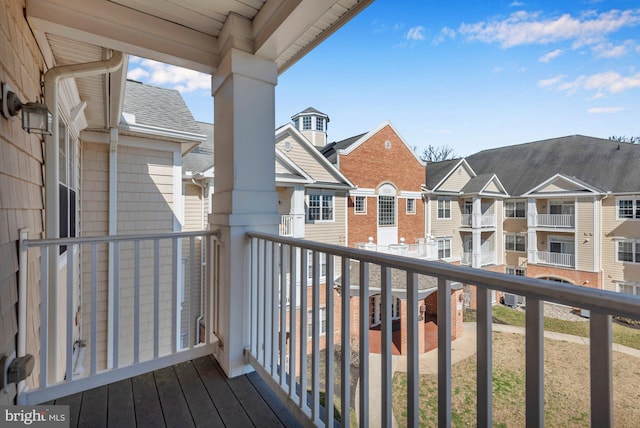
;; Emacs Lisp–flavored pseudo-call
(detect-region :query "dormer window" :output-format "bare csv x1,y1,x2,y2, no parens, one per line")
303,116,312,130
293,118,299,129
316,117,324,131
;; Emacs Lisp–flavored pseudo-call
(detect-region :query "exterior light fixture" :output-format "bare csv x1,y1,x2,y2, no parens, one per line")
1,83,51,135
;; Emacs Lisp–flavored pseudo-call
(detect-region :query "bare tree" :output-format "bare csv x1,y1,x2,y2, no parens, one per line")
421,144,457,162
609,135,639,144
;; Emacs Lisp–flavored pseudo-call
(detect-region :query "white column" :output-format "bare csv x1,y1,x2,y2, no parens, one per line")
527,198,538,264
291,185,306,238
472,197,482,268
210,49,279,377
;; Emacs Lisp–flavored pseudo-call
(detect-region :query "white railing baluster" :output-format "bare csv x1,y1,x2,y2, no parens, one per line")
66,246,74,381
257,239,265,364
264,241,273,371
437,277,452,428
250,237,258,357
113,241,120,368
477,286,492,428
407,272,418,427
526,298,544,427
171,238,178,353
134,240,140,363
340,257,351,428
311,250,320,425
289,245,298,400
153,239,160,359
90,243,98,374
271,242,279,380
279,244,288,389
381,265,392,427
359,261,369,428
299,249,308,411
590,312,613,427
40,246,48,388
325,254,335,428
189,236,196,349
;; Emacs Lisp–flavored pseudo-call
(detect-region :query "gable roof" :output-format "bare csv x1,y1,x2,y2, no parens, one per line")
121,80,203,136
183,122,214,175
460,173,508,196
425,158,475,193
321,133,367,164
465,135,640,195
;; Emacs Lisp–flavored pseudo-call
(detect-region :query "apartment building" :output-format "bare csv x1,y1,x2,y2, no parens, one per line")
424,135,640,301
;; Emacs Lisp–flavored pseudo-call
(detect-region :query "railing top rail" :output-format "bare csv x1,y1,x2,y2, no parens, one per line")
22,230,219,248
247,231,640,319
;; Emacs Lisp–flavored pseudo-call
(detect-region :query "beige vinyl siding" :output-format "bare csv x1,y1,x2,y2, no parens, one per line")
304,192,347,276
485,181,501,193
601,195,640,292
182,183,204,346
576,197,595,271
184,183,204,231
0,0,47,396
277,186,292,215
536,178,582,194
438,166,472,192
276,136,339,184
430,197,462,259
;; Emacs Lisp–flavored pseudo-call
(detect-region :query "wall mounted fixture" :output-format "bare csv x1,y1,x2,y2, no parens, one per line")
1,83,51,134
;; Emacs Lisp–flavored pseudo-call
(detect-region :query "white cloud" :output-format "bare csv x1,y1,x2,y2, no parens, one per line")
588,106,624,113
541,71,640,96
510,1,525,7
592,40,635,58
433,26,456,45
539,49,563,63
458,9,640,49
537,75,566,87
406,26,426,41
126,57,210,93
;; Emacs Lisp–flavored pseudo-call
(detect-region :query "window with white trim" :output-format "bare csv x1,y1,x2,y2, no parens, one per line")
549,200,574,215
505,234,526,252
437,238,451,259
505,201,525,218
437,198,451,219
406,198,416,214
293,118,299,129
617,199,640,219
316,117,324,131
59,118,77,254
354,196,366,214
378,195,396,226
307,307,327,338
369,295,401,327
617,281,640,296
617,240,640,263
303,116,312,130
506,266,526,276
307,250,327,282
308,193,334,221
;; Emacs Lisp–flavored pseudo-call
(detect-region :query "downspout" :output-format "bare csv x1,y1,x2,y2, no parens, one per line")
192,178,206,341
44,50,124,382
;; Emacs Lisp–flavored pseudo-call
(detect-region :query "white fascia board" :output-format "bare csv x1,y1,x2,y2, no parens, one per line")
275,147,314,182
276,176,313,185
276,123,355,188
305,183,354,191
350,188,376,196
478,174,510,197
522,173,604,196
82,130,184,153
399,191,423,199
119,122,207,144
430,158,477,192
337,120,426,166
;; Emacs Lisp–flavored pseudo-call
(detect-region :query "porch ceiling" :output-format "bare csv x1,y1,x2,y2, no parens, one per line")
26,0,374,75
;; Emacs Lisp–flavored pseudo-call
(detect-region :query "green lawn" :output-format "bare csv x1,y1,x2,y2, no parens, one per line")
464,305,640,350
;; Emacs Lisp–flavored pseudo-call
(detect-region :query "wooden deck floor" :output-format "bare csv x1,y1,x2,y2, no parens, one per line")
47,355,301,427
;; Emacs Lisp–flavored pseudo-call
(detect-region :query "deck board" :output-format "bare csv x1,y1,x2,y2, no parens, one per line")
106,379,136,428
51,356,296,427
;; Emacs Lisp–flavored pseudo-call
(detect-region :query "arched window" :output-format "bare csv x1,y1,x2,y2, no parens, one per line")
378,183,396,226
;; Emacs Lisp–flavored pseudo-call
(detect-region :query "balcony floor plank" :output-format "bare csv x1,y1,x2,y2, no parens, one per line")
49,356,294,427
106,379,136,428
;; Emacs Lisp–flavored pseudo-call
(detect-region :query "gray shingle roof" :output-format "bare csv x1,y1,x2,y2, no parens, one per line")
337,261,438,292
320,133,367,164
425,158,462,190
465,135,640,195
122,80,202,135
293,107,327,117
460,173,495,194
183,122,214,174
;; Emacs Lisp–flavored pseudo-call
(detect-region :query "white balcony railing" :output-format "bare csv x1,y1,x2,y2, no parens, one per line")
355,240,437,259
461,252,472,265
461,214,472,227
19,230,220,404
246,231,639,427
481,213,496,227
537,250,575,268
279,214,294,236
536,214,575,228
481,251,497,266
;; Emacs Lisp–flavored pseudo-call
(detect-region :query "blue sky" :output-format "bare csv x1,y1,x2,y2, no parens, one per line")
127,0,640,157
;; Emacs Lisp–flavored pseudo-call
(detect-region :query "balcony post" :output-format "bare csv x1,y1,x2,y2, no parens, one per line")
472,198,482,268
291,185,305,238
527,198,538,264
210,48,279,377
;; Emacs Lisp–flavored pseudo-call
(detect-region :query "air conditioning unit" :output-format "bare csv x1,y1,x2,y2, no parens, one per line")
504,293,518,308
